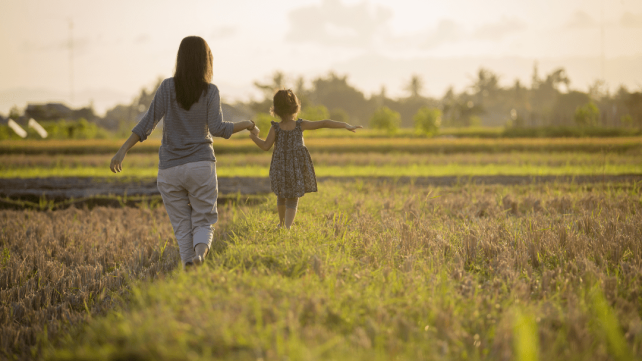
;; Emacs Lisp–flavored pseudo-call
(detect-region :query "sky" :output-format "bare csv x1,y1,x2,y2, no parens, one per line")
1,0,642,115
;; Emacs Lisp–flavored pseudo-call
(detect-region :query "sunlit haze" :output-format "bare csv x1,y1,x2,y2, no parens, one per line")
1,0,641,115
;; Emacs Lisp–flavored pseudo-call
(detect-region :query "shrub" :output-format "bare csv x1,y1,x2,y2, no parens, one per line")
413,107,441,136
469,116,482,127
0,125,24,140
621,114,633,128
574,102,600,127
329,108,349,123
40,118,110,139
0,119,110,140
370,106,400,134
300,105,330,121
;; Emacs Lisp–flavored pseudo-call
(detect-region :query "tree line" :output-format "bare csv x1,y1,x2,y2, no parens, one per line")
5,64,639,140
244,66,642,132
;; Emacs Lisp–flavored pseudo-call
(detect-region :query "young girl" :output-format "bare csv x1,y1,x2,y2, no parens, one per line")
249,89,362,229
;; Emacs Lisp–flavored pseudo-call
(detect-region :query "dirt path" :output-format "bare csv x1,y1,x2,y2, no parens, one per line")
1,175,640,201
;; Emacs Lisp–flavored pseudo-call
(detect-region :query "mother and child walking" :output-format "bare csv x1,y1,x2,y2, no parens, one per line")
110,36,361,269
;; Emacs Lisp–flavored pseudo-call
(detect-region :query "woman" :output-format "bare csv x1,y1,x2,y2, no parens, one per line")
110,36,255,269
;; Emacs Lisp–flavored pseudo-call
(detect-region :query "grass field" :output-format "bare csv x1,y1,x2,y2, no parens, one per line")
2,137,641,155
31,181,641,360
3,163,641,179
2,135,641,360
2,150,641,179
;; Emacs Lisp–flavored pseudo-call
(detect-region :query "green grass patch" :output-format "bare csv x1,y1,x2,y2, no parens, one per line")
2,137,642,155
2,163,641,179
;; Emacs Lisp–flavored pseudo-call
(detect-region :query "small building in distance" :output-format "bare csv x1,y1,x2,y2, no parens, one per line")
25,103,73,121
25,102,97,123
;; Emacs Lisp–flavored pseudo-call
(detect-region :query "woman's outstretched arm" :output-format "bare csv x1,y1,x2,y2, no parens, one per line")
208,85,254,138
300,119,362,132
249,126,276,151
110,132,141,173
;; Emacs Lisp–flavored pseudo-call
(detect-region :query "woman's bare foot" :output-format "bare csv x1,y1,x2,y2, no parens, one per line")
193,243,209,266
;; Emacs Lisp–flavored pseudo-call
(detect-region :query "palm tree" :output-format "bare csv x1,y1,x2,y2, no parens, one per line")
404,74,424,98
254,71,287,99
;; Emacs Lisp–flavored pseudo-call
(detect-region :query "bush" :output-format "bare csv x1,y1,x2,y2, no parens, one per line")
621,114,633,128
41,118,110,139
329,108,349,123
469,116,482,127
370,106,400,134
501,126,639,138
300,105,330,121
253,113,276,138
574,102,600,127
0,119,110,140
0,125,24,140
413,107,441,136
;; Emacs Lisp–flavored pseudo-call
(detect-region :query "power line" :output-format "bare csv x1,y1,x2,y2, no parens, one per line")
69,19,74,104
600,0,605,81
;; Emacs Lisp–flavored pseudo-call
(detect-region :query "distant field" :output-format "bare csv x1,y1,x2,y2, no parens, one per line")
1,137,641,155
2,151,640,178
2,137,639,180
3,164,641,179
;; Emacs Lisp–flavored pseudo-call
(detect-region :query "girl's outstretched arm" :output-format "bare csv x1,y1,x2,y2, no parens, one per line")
301,119,362,132
249,126,276,151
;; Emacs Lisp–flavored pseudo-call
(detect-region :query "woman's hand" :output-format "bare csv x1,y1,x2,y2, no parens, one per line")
110,133,141,173
232,120,255,134
110,151,126,173
345,124,363,133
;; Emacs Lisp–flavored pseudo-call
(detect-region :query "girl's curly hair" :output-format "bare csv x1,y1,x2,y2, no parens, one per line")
270,89,300,117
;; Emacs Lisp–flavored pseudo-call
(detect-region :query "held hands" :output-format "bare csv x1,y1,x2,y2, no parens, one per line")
248,120,260,136
345,124,363,133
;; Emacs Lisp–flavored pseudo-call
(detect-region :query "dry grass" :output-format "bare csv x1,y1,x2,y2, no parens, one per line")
0,205,180,359
45,181,642,360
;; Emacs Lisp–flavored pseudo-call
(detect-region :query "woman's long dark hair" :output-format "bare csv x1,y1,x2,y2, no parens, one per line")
174,36,213,110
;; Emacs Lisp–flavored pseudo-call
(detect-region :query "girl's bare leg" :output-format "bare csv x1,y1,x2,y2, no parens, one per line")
284,197,299,229
284,208,297,229
278,204,286,227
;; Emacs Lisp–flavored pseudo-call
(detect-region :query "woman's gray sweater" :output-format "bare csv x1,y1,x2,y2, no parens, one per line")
132,78,234,169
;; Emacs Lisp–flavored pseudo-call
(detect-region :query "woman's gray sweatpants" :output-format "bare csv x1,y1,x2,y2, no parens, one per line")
157,160,218,265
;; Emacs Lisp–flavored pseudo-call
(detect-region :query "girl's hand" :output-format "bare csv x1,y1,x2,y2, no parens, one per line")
346,124,363,133
110,151,126,173
250,126,260,136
